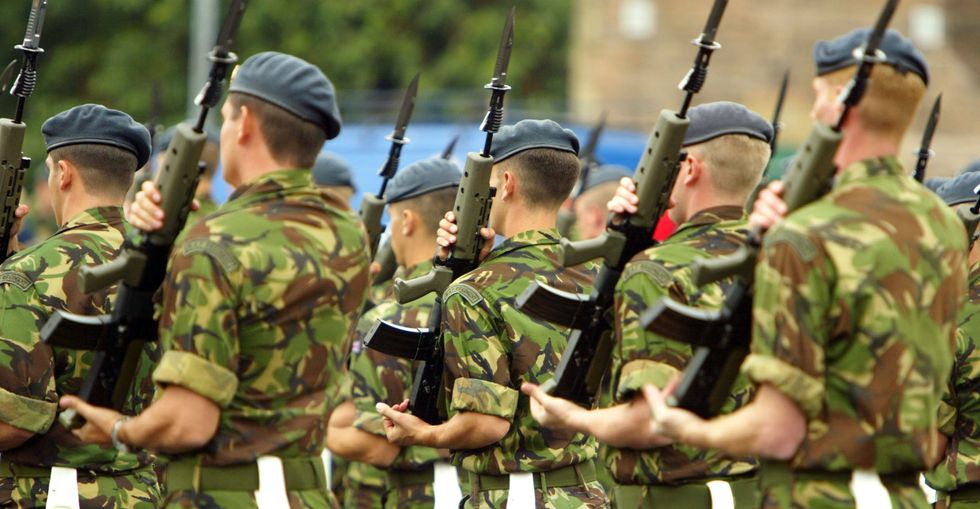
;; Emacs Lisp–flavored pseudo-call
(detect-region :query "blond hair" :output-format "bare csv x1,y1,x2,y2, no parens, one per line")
687,134,770,199
821,64,926,138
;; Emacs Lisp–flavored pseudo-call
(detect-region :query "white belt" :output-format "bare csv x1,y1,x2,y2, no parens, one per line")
509,472,535,507
321,449,333,488
849,469,892,509
433,462,462,509
706,480,735,509
919,473,937,504
46,466,80,509
254,456,291,509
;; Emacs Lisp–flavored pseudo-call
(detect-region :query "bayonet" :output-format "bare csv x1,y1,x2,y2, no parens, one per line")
678,0,728,115
194,0,245,113
912,93,941,182
770,70,789,155
480,7,515,155
441,135,460,160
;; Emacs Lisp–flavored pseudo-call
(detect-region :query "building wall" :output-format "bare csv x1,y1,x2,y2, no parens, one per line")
570,0,979,176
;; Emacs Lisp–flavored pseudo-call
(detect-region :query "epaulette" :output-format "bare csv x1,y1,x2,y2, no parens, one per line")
444,283,484,307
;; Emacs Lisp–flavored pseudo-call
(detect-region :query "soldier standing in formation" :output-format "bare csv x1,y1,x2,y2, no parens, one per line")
571,164,632,241
62,51,371,508
642,28,966,509
0,104,161,506
524,101,773,509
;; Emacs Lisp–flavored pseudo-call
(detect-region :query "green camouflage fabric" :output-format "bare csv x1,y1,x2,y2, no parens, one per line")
742,157,967,509
0,467,161,509
341,465,386,509
153,169,371,508
467,481,608,509
350,260,444,507
608,205,758,488
442,228,606,507
927,262,980,506
0,206,162,506
182,194,220,232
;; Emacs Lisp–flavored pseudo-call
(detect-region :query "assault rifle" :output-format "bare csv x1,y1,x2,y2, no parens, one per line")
912,93,941,183
745,70,789,211
41,0,247,428
513,0,730,408
1,0,47,261
363,9,516,424
639,0,900,418
557,112,607,238
359,74,420,260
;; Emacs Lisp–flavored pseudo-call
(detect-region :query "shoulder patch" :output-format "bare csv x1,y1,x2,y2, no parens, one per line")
444,283,484,306
0,270,33,291
766,228,817,262
182,239,241,273
624,261,674,288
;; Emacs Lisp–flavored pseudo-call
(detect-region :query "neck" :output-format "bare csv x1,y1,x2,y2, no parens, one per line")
498,204,556,238
232,145,291,188
834,125,902,172
678,187,745,224
196,179,213,200
59,191,120,227
401,235,437,269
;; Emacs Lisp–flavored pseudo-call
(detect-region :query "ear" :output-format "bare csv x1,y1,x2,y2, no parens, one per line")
57,158,74,191
501,170,516,201
237,104,253,143
401,207,416,236
683,153,702,186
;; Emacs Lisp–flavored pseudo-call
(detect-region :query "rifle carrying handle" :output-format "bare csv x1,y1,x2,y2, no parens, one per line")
359,193,385,259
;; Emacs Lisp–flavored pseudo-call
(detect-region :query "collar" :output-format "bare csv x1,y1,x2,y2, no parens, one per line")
57,206,125,234
227,168,312,202
483,228,561,264
835,156,905,188
403,259,434,279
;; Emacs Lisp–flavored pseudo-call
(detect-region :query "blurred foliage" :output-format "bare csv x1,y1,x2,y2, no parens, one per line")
0,0,571,187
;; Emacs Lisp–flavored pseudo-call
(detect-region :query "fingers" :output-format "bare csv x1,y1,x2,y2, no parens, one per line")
662,374,681,398
392,399,410,412
127,184,167,232
369,262,381,275
749,184,789,232
191,198,201,212
14,203,28,218
435,211,458,260
608,177,639,215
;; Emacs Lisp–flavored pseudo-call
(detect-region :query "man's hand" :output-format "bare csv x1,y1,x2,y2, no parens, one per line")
59,396,122,446
435,211,495,262
126,181,199,233
377,400,433,446
749,181,788,232
5,203,29,255
607,177,639,215
641,381,705,443
521,382,584,431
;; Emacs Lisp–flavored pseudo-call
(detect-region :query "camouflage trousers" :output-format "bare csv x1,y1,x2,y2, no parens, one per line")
342,482,385,508
0,466,161,508
383,483,435,508
163,487,338,509
760,478,929,509
465,481,609,509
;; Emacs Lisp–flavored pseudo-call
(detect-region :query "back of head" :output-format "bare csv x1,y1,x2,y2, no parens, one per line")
312,152,355,189
579,164,631,209
386,157,462,234
683,102,773,200
814,28,928,138
227,51,343,169
490,119,581,211
42,104,151,201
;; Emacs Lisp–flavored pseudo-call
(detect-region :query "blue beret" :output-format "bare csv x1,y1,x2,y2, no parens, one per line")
230,52,342,139
934,172,980,207
386,157,462,204
42,104,151,170
814,28,929,85
312,152,354,189
582,164,631,193
154,123,220,155
923,177,945,194
490,119,580,164
684,101,773,147
923,160,980,200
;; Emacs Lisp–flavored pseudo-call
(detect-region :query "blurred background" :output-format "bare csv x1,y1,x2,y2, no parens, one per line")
2,0,977,240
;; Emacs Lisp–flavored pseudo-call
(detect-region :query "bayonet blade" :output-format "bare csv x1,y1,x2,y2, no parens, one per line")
490,7,516,89
771,70,790,152
913,93,941,182
580,111,607,166
20,0,48,51
699,0,729,46
391,73,419,144
864,0,899,58
214,0,246,58
441,135,460,160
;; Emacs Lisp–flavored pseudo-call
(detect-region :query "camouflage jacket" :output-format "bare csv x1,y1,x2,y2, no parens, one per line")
350,260,443,472
0,207,156,472
442,228,598,475
927,262,980,491
742,157,967,474
183,194,219,231
152,168,371,465
608,205,757,484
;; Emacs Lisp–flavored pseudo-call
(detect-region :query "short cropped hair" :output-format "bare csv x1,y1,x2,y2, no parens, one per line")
498,148,579,210
393,186,458,234
687,134,771,198
821,64,926,138
49,144,136,200
226,92,326,169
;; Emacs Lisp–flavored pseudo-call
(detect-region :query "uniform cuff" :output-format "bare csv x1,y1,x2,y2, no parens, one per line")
937,400,956,436
353,408,386,436
0,386,56,433
616,360,680,401
450,378,519,420
741,353,823,419
153,350,238,407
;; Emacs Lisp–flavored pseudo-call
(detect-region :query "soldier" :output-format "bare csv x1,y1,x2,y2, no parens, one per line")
643,29,965,509
924,169,980,508
313,152,357,204
327,157,463,508
61,51,371,508
0,104,160,507
523,102,773,508
376,119,609,508
573,164,631,241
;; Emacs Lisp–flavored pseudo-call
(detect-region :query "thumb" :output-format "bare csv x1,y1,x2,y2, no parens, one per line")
376,402,402,422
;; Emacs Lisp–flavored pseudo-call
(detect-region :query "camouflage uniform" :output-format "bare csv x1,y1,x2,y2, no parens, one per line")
183,194,220,228
152,169,371,508
350,260,446,508
741,157,967,509
927,262,980,508
442,229,608,508
0,207,161,508
608,206,758,508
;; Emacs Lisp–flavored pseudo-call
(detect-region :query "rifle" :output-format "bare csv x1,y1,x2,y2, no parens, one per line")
745,70,789,211
515,0,730,408
557,112,607,238
359,74,420,260
961,190,980,251
41,0,247,428
373,134,460,287
912,93,941,183
362,8,516,424
1,0,47,261
639,0,900,418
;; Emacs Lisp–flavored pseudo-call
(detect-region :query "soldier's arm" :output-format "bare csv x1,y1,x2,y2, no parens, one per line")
327,400,401,467
377,401,509,449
